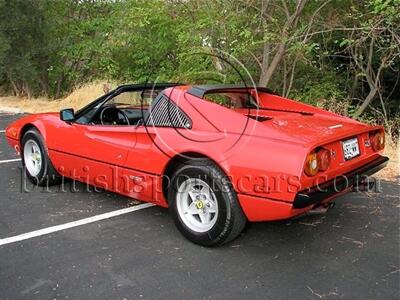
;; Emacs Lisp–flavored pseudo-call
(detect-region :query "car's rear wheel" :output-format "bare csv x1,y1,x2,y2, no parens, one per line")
168,159,246,246
21,128,61,186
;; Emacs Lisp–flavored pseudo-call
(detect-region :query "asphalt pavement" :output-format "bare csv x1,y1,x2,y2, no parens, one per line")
0,113,398,299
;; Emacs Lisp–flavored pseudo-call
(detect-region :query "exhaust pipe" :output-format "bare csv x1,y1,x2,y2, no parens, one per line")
307,202,336,215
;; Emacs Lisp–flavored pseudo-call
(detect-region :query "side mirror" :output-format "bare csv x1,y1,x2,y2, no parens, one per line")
60,108,75,122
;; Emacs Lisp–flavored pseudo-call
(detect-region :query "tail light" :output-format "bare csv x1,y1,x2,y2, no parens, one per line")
317,148,331,171
370,131,385,151
304,148,331,176
304,152,319,176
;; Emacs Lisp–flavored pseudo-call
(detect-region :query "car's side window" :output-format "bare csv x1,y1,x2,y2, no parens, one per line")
75,89,161,126
75,102,102,125
204,92,258,109
107,91,147,107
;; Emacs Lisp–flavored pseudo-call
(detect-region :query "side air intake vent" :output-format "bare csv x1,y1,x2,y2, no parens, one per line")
246,115,272,122
147,95,192,128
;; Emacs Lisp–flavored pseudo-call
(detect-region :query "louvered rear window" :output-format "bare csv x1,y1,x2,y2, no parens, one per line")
146,95,192,128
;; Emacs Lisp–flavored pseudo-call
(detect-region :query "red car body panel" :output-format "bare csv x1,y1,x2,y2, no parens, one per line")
5,85,387,221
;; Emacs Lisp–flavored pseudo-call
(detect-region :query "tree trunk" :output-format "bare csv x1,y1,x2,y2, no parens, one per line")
259,42,285,86
258,0,308,87
258,42,270,86
10,80,19,96
354,87,378,117
40,63,50,96
55,74,64,99
22,81,31,98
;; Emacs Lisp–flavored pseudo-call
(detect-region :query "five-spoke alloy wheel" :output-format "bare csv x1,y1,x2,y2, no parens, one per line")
21,128,61,186
176,178,219,233
23,139,42,177
169,159,247,247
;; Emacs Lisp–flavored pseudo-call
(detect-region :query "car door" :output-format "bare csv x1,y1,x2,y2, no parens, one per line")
49,90,141,192
49,122,136,191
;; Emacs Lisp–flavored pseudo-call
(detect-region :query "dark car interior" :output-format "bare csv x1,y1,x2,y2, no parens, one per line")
95,106,145,126
74,85,172,126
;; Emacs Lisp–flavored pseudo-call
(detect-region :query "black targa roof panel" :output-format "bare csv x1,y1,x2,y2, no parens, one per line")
187,84,277,98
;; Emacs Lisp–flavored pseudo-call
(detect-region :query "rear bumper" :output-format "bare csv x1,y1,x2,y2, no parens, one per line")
293,155,389,209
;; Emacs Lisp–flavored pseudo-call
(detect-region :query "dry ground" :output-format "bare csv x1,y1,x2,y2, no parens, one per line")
0,82,108,113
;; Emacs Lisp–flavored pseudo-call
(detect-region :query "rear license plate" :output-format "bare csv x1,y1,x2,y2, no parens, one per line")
342,137,360,160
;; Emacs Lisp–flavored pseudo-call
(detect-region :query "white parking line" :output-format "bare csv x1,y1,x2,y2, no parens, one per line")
0,203,155,247
0,158,21,164
0,130,5,133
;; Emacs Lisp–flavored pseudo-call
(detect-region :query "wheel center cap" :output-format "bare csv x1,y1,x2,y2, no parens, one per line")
195,201,204,209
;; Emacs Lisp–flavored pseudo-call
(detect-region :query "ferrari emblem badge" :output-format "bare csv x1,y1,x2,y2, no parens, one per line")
195,201,204,209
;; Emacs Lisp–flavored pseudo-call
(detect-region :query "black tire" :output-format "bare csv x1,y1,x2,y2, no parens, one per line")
168,159,247,247
21,128,61,186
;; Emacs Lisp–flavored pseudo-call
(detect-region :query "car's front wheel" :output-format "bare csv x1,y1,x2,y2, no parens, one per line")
21,128,61,186
168,159,247,246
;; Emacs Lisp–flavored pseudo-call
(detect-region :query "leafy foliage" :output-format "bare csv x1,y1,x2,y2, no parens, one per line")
0,0,398,136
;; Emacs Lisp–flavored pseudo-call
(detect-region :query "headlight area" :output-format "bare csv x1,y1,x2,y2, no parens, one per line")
304,148,331,176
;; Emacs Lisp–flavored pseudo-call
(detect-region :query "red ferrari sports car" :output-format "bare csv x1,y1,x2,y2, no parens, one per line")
6,83,388,246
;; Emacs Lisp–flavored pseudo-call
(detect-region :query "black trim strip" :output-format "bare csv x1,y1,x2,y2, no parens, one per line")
48,148,161,177
258,107,314,115
238,192,293,204
187,84,277,98
293,156,389,209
